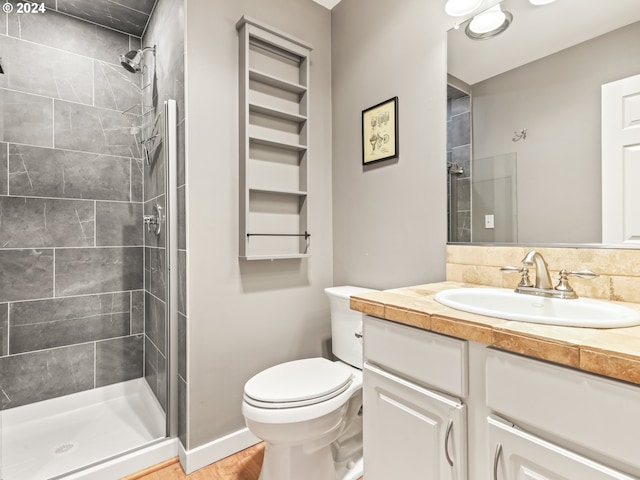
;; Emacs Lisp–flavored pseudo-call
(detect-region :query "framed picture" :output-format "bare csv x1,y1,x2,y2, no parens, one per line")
362,96,399,165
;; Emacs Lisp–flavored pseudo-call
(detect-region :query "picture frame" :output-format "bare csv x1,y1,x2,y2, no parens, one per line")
362,96,399,165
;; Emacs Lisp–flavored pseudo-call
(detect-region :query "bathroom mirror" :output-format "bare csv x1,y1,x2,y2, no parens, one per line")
446,0,640,245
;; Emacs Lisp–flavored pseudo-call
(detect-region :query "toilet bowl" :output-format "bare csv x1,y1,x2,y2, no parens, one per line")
242,286,376,480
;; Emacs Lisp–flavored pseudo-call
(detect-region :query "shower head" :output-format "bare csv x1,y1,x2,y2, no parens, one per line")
119,46,156,74
447,163,464,176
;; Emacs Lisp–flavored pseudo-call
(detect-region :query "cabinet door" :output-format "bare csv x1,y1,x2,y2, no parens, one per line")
364,363,467,480
488,416,636,480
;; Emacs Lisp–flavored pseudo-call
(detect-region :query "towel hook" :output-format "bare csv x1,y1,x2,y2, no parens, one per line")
512,128,527,142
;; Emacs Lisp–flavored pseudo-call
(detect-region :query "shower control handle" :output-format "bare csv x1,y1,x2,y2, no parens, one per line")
143,204,163,237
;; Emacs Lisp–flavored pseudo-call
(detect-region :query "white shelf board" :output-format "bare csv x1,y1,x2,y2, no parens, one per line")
249,187,307,196
249,102,307,123
240,253,311,261
249,135,307,152
249,68,307,95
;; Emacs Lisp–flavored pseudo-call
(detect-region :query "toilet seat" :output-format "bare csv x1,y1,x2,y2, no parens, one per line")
244,358,353,409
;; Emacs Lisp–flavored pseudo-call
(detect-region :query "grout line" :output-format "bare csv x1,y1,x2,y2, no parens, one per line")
6,303,10,356
94,341,97,388
1,193,143,204
6,289,144,305
5,142,8,194
6,140,142,162
52,248,56,298
0,245,144,251
5,330,144,359
130,291,133,335
51,94,55,147
94,200,97,247
8,9,144,57
91,58,95,108
144,289,166,306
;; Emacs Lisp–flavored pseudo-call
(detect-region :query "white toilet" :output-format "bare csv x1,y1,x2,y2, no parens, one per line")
242,286,376,480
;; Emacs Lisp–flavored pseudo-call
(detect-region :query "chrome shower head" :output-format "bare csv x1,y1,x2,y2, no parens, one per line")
447,163,464,176
119,46,155,74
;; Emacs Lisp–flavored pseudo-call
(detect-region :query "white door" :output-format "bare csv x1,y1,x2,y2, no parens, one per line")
602,74,640,244
363,363,467,480
488,416,636,480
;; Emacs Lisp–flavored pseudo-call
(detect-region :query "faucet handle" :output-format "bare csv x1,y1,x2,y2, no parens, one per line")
566,269,599,280
554,269,599,298
500,266,534,288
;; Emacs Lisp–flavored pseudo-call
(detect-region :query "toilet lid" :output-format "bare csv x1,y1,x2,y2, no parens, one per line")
244,358,353,405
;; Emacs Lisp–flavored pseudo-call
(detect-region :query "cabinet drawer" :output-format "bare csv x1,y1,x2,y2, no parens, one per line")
486,348,640,474
488,415,635,480
364,315,468,398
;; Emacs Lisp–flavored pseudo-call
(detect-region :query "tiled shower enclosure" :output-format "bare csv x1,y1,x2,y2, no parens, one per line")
0,6,146,411
0,0,186,477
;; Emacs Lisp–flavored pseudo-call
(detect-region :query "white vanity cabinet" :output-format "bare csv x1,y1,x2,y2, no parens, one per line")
486,348,640,479
363,316,468,480
362,315,640,479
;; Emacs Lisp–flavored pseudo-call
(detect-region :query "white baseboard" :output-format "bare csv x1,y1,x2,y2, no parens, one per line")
179,428,261,474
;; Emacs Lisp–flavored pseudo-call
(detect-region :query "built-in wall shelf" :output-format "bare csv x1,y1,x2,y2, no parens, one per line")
237,16,312,261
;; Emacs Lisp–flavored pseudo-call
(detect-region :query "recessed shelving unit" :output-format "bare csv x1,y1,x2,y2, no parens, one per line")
237,16,312,260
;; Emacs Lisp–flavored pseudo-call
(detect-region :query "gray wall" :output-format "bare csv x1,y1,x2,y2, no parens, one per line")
184,0,333,449
472,21,640,244
331,0,448,289
0,10,145,409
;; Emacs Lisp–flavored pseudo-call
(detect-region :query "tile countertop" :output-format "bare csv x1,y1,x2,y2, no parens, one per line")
350,282,640,386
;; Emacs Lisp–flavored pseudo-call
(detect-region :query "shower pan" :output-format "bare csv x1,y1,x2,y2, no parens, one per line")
0,2,183,478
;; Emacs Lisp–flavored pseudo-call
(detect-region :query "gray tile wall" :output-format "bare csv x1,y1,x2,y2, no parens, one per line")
0,8,148,410
142,0,185,438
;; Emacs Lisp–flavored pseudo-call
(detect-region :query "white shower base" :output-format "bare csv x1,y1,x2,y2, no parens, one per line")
1,378,166,480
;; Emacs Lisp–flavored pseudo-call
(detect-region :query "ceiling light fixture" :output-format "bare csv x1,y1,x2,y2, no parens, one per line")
445,0,483,17
466,4,513,40
529,0,556,5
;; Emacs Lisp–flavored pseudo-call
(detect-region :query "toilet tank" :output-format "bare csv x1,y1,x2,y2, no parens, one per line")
325,286,378,369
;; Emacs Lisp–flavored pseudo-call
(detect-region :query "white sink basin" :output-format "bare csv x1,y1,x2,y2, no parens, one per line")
434,288,640,328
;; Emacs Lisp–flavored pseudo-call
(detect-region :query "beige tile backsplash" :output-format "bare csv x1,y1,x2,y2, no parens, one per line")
446,245,640,303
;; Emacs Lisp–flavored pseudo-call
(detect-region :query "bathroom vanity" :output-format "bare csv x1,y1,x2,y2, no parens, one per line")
352,283,640,479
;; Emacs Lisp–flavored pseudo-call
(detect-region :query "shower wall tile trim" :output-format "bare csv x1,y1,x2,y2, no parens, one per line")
0,8,148,411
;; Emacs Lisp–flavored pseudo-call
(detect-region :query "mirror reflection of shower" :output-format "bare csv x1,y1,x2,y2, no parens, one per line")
448,163,464,176
446,83,472,242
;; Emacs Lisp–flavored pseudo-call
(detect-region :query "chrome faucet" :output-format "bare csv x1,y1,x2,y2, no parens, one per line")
521,250,553,290
501,250,599,299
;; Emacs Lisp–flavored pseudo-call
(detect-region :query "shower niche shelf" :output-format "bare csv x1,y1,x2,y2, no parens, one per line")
237,16,312,261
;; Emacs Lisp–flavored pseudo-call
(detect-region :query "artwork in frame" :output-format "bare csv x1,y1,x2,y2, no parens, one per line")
362,96,399,165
